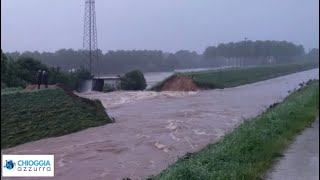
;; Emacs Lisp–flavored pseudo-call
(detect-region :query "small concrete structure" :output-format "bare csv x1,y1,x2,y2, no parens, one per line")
92,76,121,92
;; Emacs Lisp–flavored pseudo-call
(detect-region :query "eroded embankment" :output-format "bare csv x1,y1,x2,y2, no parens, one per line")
1,69,318,180
151,63,319,91
151,75,202,91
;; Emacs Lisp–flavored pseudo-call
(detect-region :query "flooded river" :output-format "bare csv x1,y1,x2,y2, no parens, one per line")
2,69,319,180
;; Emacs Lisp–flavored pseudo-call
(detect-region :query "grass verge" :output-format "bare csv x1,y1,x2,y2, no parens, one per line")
151,62,319,91
148,80,319,180
1,87,23,95
1,88,112,149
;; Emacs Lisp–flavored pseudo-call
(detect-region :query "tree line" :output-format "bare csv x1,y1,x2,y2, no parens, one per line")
2,50,149,91
4,40,319,75
5,49,208,75
1,50,91,89
204,40,305,58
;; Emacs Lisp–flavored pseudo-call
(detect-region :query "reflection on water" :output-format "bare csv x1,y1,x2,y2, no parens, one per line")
2,69,318,180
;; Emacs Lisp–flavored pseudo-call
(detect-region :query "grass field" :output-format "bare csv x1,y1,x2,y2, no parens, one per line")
1,88,112,149
1,87,23,95
148,80,319,180
151,62,319,91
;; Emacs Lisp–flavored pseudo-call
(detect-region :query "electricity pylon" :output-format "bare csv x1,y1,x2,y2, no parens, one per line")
83,0,99,75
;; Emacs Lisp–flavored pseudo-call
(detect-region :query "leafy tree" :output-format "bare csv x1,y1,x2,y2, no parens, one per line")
307,48,319,59
1,51,26,88
120,70,147,90
15,57,49,84
1,50,8,83
1,54,92,90
204,40,305,59
3,40,309,77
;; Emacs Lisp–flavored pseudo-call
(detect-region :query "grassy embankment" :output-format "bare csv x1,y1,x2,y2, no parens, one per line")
1,87,112,149
149,80,319,180
151,62,319,91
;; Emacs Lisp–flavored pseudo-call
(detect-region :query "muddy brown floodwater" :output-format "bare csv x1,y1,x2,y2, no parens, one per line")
1,69,319,180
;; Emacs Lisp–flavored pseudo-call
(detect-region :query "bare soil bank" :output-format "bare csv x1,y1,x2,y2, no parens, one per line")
152,63,319,92
155,75,202,91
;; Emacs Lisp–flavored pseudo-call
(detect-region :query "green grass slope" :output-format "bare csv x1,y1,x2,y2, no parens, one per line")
1,88,111,149
151,62,319,91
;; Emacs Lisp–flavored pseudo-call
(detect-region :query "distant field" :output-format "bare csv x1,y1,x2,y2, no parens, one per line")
1,88,112,149
149,80,319,180
151,62,319,91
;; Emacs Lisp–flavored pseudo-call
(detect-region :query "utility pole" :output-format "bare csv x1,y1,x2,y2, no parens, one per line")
83,0,98,76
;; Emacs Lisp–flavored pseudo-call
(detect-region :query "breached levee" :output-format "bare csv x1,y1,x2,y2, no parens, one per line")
1,69,318,180
150,74,202,92
151,63,320,92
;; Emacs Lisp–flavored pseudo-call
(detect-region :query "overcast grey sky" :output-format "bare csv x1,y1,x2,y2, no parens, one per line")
1,0,319,53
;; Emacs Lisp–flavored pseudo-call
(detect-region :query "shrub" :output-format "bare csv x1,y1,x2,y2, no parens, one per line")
50,66,92,90
1,52,27,88
15,57,49,84
120,70,147,90
1,52,92,90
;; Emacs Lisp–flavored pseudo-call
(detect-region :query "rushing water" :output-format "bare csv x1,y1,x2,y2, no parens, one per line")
2,69,319,180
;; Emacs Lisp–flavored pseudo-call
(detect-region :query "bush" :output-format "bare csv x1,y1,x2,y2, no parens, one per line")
1,52,92,90
50,66,92,90
120,70,147,90
68,67,92,90
15,57,49,84
1,52,26,88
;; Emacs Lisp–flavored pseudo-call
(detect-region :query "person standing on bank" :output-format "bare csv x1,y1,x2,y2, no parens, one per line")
42,70,49,88
36,70,42,89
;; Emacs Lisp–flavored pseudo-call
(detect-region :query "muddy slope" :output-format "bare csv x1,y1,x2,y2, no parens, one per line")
153,75,201,91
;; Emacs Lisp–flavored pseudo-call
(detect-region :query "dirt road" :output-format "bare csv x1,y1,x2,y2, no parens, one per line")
1,69,318,180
